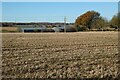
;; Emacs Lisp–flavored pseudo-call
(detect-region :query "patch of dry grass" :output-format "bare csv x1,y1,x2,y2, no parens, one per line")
2,27,19,32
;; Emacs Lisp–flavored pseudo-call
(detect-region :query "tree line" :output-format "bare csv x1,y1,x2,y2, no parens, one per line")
1,10,119,32
75,11,119,31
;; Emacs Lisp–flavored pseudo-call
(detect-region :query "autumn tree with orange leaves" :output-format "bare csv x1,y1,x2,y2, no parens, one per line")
75,11,100,31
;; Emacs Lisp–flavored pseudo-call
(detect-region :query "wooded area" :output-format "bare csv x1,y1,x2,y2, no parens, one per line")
75,11,119,31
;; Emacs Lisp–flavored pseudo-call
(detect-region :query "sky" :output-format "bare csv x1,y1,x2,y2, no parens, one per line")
1,0,119,2
2,2,118,23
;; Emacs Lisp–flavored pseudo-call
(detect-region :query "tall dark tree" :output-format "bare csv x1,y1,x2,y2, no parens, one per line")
90,17,108,30
110,13,119,29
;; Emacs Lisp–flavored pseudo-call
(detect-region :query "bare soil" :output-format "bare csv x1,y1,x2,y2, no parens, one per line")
2,32,119,79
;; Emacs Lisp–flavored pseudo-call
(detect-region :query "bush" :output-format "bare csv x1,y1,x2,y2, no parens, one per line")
79,26,88,31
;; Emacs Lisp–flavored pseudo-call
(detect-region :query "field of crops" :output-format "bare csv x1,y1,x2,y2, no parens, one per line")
2,32,119,79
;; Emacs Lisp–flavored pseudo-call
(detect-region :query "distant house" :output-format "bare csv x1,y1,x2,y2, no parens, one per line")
20,26,55,32
52,27,64,32
52,25,76,32
20,26,47,32
19,24,76,32
21,28,45,32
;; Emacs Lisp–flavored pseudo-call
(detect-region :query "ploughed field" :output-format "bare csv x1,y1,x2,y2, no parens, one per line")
2,32,119,78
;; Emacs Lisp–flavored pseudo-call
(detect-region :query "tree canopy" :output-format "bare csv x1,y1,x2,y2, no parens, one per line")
75,11,100,30
110,14,118,29
90,17,108,30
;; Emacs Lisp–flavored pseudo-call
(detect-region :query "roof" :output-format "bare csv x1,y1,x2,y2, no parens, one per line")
21,28,46,30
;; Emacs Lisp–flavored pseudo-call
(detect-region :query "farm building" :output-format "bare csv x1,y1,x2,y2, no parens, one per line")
19,25,47,32
52,25,76,32
19,24,76,32
20,26,55,32
21,28,45,32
